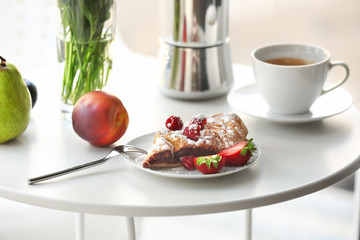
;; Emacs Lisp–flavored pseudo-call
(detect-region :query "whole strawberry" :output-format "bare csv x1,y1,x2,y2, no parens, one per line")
194,155,224,174
219,138,257,166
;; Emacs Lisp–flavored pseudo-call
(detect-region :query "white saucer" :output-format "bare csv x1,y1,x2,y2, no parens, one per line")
227,84,353,123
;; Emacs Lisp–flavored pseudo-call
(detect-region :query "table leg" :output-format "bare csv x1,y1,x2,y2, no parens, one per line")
244,209,252,240
76,213,85,240
126,217,136,240
354,171,360,240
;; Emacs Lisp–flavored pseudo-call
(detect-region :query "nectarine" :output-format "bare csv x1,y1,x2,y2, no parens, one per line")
72,91,129,147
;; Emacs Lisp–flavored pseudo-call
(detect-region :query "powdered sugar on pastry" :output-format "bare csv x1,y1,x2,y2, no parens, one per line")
143,113,248,168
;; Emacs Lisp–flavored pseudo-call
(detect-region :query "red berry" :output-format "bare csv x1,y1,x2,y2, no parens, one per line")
194,155,224,174
219,139,257,166
183,124,201,141
180,156,196,170
165,115,183,130
189,115,207,130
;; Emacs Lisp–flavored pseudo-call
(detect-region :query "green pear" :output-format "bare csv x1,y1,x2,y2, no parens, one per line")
0,56,31,143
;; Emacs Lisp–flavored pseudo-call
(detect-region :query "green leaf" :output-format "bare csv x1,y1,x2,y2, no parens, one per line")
240,148,248,156
243,138,257,157
211,159,218,168
206,159,213,169
196,157,206,165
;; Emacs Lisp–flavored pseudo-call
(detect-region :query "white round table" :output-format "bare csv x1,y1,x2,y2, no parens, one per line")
1,43,359,240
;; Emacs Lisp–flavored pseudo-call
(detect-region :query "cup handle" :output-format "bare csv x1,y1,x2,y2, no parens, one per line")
321,61,350,95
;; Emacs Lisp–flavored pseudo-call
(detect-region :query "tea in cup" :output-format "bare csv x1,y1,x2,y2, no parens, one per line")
251,43,349,115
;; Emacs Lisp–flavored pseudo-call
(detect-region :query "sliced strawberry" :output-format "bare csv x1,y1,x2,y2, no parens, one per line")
194,155,224,174
180,155,196,170
219,138,257,166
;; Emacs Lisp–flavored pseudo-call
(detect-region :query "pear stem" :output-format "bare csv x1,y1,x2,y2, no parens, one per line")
0,56,6,67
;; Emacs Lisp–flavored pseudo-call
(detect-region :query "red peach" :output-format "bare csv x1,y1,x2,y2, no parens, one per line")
72,91,129,147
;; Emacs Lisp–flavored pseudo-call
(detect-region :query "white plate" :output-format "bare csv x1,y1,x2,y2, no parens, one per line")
227,84,353,123
125,132,261,179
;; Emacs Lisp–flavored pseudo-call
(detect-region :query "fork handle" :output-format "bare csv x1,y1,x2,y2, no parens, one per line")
28,158,107,185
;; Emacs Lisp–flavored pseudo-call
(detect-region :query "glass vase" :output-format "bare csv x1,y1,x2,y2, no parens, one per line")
56,0,116,115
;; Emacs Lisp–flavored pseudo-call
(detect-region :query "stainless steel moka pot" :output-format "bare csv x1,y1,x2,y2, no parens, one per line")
157,0,233,99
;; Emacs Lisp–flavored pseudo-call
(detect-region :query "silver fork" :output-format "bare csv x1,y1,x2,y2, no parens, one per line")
28,145,148,185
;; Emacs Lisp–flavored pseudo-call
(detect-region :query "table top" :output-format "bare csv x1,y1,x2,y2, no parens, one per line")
1,41,359,217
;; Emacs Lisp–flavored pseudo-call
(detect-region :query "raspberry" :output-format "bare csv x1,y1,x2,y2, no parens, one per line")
189,115,207,130
183,124,201,141
180,156,196,170
165,115,183,130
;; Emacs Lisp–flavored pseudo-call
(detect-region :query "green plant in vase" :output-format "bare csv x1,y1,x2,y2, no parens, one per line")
57,0,115,106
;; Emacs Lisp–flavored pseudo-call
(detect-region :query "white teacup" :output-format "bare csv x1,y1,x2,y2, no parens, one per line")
251,43,350,115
